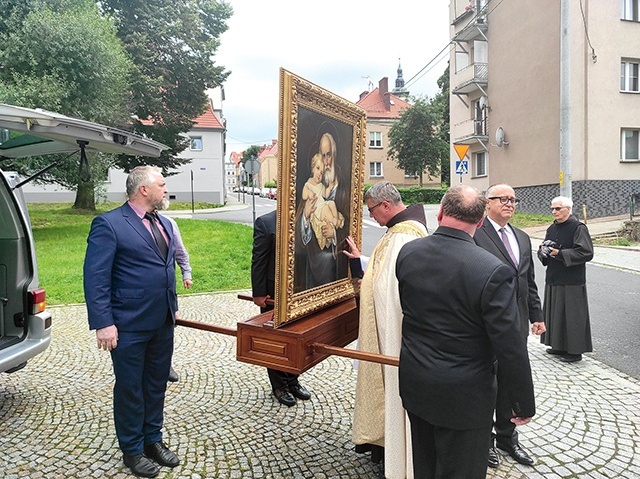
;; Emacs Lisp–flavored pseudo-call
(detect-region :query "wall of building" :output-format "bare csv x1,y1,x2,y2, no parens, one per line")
485,1,561,189
364,119,435,187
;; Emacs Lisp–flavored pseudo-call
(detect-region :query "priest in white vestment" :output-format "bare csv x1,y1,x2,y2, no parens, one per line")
344,182,428,479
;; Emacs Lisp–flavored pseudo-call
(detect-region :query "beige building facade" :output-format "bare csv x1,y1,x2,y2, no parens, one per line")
450,0,640,217
357,77,439,188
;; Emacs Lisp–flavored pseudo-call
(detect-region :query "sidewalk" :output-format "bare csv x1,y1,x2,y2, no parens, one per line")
1,292,638,478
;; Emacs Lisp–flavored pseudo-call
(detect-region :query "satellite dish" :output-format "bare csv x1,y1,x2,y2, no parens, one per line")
495,127,509,147
478,96,487,109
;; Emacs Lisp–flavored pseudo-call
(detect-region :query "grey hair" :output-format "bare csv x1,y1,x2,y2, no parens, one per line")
551,196,573,210
441,184,486,224
365,181,402,205
126,166,162,198
485,183,514,198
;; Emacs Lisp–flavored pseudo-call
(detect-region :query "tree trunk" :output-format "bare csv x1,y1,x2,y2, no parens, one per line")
419,172,424,187
73,180,96,210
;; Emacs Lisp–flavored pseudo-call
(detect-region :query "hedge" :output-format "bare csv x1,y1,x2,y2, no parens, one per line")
363,184,447,205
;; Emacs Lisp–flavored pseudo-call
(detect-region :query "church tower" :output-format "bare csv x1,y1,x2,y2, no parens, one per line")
392,59,410,100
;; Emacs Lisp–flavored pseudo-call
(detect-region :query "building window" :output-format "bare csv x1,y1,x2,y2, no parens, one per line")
620,60,639,92
190,136,203,151
621,128,640,161
369,131,382,148
622,0,639,21
474,99,487,136
369,162,383,177
474,152,487,177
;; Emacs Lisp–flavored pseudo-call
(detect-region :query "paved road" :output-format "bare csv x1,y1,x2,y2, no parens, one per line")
1,293,638,478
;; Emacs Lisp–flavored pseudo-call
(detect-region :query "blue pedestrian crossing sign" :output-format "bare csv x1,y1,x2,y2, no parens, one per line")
455,160,469,175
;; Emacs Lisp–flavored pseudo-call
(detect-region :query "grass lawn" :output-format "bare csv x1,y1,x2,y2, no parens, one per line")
29,202,252,305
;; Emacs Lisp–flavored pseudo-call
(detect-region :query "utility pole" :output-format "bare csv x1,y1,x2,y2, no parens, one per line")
559,0,572,198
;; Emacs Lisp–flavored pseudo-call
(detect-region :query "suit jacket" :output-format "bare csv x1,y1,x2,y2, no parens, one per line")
396,226,535,430
251,210,276,299
474,218,543,339
84,202,178,332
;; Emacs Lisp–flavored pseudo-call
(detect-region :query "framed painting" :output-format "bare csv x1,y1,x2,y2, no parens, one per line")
273,69,366,327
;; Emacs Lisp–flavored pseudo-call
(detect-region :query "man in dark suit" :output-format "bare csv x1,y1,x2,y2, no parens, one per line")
396,184,536,479
84,166,180,478
252,210,311,407
474,184,546,468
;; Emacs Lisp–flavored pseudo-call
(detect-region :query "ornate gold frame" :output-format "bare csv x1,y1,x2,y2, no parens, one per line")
273,69,366,327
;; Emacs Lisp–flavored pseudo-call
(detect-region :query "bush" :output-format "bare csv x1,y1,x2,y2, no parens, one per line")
363,184,446,205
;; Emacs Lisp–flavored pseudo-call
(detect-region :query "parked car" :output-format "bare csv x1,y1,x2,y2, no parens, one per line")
0,103,166,374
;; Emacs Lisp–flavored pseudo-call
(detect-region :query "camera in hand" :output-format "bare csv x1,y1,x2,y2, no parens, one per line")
537,240,560,261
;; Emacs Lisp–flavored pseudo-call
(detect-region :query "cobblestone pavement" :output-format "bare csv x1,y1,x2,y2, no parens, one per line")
1,292,639,478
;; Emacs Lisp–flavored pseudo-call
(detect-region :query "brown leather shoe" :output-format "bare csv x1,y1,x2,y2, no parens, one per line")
144,441,180,468
123,454,160,478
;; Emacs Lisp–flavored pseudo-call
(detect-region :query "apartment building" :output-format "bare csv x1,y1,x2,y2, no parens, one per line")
357,75,440,188
450,0,640,217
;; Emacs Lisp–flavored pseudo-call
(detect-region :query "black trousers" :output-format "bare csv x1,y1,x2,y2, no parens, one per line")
494,363,518,446
260,304,300,390
267,368,300,390
408,411,491,479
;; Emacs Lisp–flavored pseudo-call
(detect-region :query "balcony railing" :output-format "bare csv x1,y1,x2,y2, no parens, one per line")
452,62,488,95
452,118,488,142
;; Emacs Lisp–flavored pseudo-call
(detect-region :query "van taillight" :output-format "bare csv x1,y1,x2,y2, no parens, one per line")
29,288,46,314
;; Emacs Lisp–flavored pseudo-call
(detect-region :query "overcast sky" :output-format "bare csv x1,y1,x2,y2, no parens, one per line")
215,1,451,158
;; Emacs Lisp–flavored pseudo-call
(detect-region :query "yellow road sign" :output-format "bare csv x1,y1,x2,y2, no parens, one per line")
454,144,470,160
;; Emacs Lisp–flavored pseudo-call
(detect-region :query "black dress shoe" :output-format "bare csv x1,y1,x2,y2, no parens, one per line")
560,353,582,363
487,446,500,468
144,441,180,468
496,443,534,466
545,348,567,355
290,383,311,400
273,386,296,407
168,366,179,382
123,454,160,478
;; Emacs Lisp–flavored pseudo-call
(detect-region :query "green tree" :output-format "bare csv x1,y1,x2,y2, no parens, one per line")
0,0,233,210
101,0,233,175
0,0,133,209
432,67,450,186
387,96,449,187
241,145,262,186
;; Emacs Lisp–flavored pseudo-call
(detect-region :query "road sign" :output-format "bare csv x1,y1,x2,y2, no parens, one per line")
454,144,470,160
455,160,469,175
244,159,260,175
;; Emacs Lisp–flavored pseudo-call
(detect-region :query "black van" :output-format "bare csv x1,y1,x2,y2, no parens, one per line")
0,104,166,373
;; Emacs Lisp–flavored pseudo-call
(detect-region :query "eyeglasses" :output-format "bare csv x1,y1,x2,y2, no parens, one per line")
368,202,385,213
488,196,520,205
551,206,567,211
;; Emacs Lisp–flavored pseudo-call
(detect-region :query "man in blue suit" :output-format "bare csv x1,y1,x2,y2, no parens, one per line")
84,166,180,478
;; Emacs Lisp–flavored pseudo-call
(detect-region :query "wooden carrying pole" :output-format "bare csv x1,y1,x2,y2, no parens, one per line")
311,342,399,367
175,318,237,337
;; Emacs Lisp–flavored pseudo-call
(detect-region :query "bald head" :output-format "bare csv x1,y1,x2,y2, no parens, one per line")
441,185,486,223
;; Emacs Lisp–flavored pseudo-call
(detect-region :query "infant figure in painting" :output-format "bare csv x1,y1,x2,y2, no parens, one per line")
302,153,344,250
